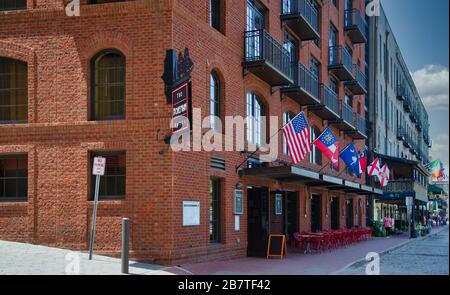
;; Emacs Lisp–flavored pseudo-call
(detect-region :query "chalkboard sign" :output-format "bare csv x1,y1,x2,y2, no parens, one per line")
266,234,286,259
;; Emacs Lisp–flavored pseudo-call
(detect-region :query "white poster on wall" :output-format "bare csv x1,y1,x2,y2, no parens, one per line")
235,215,240,231
183,201,200,226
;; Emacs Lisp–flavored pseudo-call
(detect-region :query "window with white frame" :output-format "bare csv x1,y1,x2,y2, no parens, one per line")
246,92,265,146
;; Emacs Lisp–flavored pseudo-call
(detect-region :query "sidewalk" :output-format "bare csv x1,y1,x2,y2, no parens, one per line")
1,226,447,275
0,240,177,275
180,233,412,275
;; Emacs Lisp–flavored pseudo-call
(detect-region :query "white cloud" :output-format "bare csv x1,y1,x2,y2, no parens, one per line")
412,65,449,111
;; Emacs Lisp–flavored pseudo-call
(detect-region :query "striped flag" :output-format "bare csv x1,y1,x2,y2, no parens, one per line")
367,158,381,177
282,112,311,164
378,164,390,187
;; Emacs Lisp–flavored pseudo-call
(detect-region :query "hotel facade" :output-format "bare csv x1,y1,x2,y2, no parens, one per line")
366,3,431,228
1,0,379,264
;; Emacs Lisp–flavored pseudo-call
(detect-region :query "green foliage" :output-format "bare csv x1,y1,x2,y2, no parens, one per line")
372,220,386,237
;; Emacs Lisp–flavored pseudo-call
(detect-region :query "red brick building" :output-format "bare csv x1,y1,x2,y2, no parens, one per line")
0,0,376,264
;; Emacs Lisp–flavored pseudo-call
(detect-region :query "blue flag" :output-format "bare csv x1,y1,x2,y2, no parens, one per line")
339,143,361,177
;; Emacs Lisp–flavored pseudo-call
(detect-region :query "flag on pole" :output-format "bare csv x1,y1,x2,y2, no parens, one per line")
358,150,367,175
367,158,381,177
339,143,361,177
378,164,390,187
313,127,339,169
282,112,311,165
427,160,442,180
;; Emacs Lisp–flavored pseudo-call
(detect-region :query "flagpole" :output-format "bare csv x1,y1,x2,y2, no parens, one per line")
317,160,330,173
235,111,310,171
235,124,285,172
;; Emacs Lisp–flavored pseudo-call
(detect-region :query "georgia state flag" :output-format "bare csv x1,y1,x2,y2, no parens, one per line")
313,128,339,169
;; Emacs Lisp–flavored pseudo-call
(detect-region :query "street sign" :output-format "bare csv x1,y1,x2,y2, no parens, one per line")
92,156,106,176
89,156,105,259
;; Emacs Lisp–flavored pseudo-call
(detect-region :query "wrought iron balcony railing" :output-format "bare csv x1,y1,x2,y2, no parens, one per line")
328,46,354,81
355,113,366,135
344,64,367,95
281,0,320,40
344,9,367,43
244,30,293,86
340,102,354,126
320,84,339,115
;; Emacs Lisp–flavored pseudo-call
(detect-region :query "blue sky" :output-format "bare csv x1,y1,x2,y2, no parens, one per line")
381,0,449,176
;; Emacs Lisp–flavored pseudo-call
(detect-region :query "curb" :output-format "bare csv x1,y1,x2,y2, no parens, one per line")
331,225,448,275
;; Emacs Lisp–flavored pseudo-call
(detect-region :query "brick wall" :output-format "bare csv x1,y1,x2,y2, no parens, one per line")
0,0,368,264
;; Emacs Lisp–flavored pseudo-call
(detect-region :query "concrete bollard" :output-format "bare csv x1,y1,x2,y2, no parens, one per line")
121,218,130,274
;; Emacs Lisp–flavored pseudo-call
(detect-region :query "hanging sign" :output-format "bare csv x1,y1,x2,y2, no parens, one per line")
172,82,190,132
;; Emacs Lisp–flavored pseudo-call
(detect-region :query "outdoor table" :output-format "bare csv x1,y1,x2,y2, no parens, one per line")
299,234,324,254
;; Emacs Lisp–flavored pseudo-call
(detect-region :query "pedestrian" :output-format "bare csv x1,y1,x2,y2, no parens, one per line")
384,214,392,236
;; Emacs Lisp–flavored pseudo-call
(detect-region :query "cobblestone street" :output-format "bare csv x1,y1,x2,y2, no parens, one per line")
338,227,449,275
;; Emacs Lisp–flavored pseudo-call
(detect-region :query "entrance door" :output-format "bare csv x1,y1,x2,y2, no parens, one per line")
285,191,299,237
247,186,269,257
311,194,321,232
346,199,354,229
331,196,340,230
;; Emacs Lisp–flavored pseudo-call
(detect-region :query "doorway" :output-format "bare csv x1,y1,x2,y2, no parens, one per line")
247,186,269,257
331,196,340,230
311,194,321,233
346,198,354,229
285,191,299,237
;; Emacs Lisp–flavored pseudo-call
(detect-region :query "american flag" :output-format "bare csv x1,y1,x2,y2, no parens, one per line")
282,112,311,164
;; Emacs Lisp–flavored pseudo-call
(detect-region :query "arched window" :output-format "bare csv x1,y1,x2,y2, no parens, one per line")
0,0,26,11
310,126,321,165
246,93,265,146
0,57,28,123
282,112,294,155
210,71,221,131
91,50,125,120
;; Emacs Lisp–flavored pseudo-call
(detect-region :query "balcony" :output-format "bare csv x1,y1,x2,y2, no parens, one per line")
403,133,411,148
243,30,294,86
344,64,367,95
403,96,411,113
397,128,406,141
329,102,355,131
347,113,367,139
410,143,417,155
281,63,320,105
308,84,340,120
396,84,406,101
344,9,367,44
328,46,354,81
281,0,320,41
424,133,430,145
384,179,416,195
410,111,417,123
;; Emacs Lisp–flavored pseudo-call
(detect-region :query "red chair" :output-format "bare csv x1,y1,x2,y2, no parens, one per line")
292,232,305,251
309,235,324,253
